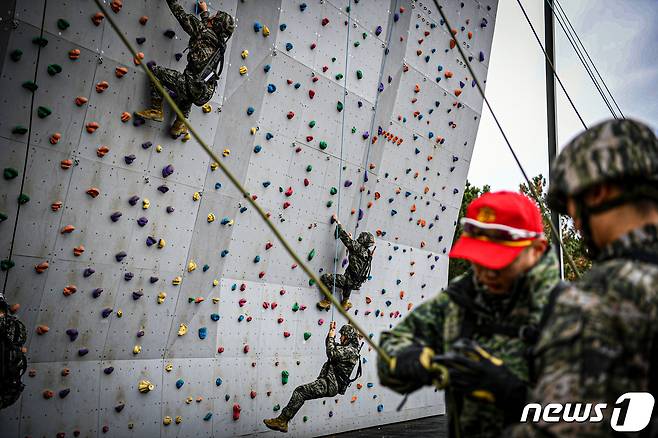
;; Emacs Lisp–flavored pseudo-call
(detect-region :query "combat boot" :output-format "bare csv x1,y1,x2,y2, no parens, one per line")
316,299,331,311
263,417,288,433
341,299,352,311
135,97,164,122
170,117,189,138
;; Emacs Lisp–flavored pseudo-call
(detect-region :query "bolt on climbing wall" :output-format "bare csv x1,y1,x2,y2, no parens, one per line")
0,0,496,436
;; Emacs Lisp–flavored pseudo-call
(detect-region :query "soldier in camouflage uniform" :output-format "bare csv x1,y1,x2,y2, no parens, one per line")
378,191,561,438
441,119,658,437
136,0,234,138
264,322,361,433
317,215,375,311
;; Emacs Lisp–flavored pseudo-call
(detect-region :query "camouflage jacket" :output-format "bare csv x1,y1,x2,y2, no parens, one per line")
337,225,372,286
378,250,560,438
319,334,360,395
166,0,223,77
510,224,658,438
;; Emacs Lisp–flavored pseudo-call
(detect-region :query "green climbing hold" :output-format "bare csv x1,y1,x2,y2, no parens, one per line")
353,41,360,47
335,73,344,81
0,212,7,222
329,187,337,195
356,70,363,80
351,127,357,134
346,6,351,12
47,64,62,76
303,416,308,422
57,18,70,30
308,120,316,128
12,126,28,135
308,278,315,286
306,165,312,172
37,106,52,118
331,57,337,62
1,259,15,271
10,49,23,62
319,141,328,150
32,37,48,47
297,236,303,242
336,101,344,112
3,168,18,180
273,404,281,411
307,249,316,261
18,194,30,204
292,302,300,312
22,81,38,92
362,32,367,39
326,200,333,207
303,332,311,341
281,370,289,385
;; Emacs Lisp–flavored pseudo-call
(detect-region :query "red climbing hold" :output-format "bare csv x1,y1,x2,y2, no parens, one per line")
286,111,294,119
110,0,123,13
86,187,100,198
63,285,77,296
238,298,247,307
308,90,315,99
277,317,284,324
69,49,81,60
217,346,224,353
243,345,249,353
321,17,329,26
61,224,75,234
50,132,61,144
283,331,291,338
91,12,105,26
121,112,131,122
75,96,88,106
265,242,273,250
250,390,257,399
454,89,462,97
51,201,63,211
310,42,316,50
233,404,241,421
36,325,50,335
303,178,309,187
115,66,128,78
259,271,265,278
284,187,293,197
283,201,291,209
139,15,148,25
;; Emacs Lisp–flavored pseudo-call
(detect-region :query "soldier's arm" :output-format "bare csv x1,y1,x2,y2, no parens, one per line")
166,0,202,35
326,334,343,362
336,224,357,252
377,292,450,394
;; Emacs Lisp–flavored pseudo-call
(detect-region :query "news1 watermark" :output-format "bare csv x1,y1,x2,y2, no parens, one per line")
521,393,655,432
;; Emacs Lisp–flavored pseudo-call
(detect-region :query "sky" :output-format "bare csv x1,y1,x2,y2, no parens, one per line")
467,0,658,190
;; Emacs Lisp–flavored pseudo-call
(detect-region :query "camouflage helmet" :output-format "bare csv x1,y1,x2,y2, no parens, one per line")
339,324,359,346
357,231,375,247
212,11,235,38
547,118,658,214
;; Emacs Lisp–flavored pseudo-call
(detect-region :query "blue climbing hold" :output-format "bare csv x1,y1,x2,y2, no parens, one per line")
211,313,220,321
216,377,223,386
254,145,262,153
267,83,276,93
199,327,207,339
279,23,287,31
176,379,184,389
265,132,274,140
285,42,293,51
253,22,262,32
264,64,271,72
247,106,255,115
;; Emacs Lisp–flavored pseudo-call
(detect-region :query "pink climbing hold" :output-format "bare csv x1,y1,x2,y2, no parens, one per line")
239,298,247,307
243,345,249,353
284,187,293,197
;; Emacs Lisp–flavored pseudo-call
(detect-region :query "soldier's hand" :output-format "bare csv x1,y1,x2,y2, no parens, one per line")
390,345,441,385
328,321,336,337
198,0,208,12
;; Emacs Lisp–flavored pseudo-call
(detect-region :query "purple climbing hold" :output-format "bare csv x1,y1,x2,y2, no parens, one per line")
479,51,485,62
66,328,79,342
146,61,156,70
452,156,459,162
344,180,352,187
149,276,159,283
92,288,103,298
136,37,146,44
357,101,363,108
83,267,95,278
101,308,113,318
362,131,369,139
110,211,122,222
146,236,157,246
166,206,175,213
59,389,71,399
378,83,384,92
175,53,183,61
115,403,125,412
78,348,89,356
375,25,383,36
163,29,175,38
128,195,140,206
162,164,174,178
124,272,134,281
136,329,145,338
393,13,399,22
137,217,148,227
115,251,127,262
141,141,152,149
124,154,136,165
104,366,114,374
358,209,364,220
132,291,143,300
133,116,146,127
157,185,169,193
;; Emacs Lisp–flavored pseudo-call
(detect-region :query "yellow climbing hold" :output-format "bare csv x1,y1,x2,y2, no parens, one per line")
187,261,197,272
210,162,219,171
207,213,215,223
182,132,191,142
142,199,150,209
157,292,166,304
202,103,212,113
158,239,166,248
192,192,201,201
212,280,219,287
239,66,248,75
262,26,270,36
212,296,220,303
133,345,142,354
172,276,182,285
165,363,173,372
241,49,249,59
156,144,163,153
138,380,154,393
250,127,257,135
175,416,182,424
117,309,123,318
163,416,172,426
178,323,188,336
185,396,193,404
223,149,230,157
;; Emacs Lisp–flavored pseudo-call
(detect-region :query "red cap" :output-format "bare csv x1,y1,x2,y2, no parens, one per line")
449,191,544,270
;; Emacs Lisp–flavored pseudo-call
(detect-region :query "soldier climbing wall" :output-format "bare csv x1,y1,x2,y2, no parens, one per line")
0,0,497,436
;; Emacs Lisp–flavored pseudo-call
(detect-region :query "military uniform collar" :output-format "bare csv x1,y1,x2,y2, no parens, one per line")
597,223,658,262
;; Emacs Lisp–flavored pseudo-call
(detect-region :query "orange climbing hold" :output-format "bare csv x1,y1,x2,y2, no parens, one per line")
35,261,49,273
86,122,99,133
60,159,73,170
121,112,131,122
356,383,363,389
408,303,414,311
134,52,144,65
454,89,462,97
444,71,453,78
414,84,420,93
50,132,61,144
450,39,456,49
91,12,105,26
86,187,100,198
139,15,149,25
115,66,128,78
36,325,50,335
63,285,77,296
468,31,473,39
61,225,75,234
95,81,109,93
110,0,123,13
96,145,110,157
69,49,81,60
75,96,88,106
43,390,54,399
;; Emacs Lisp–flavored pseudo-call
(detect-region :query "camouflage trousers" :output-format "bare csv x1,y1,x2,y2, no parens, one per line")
149,66,215,118
320,273,356,301
280,378,337,421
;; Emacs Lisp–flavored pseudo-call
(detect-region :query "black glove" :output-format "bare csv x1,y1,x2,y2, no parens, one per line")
391,345,443,385
436,339,527,422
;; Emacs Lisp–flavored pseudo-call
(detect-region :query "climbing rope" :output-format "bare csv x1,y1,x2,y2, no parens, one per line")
431,0,580,278
91,0,406,368
330,0,353,321
2,0,49,297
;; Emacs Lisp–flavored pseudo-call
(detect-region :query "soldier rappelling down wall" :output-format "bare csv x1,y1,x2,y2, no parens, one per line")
317,215,375,311
136,0,234,138
263,322,362,433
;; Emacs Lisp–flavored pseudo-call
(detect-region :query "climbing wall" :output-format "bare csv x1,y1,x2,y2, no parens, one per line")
0,0,497,436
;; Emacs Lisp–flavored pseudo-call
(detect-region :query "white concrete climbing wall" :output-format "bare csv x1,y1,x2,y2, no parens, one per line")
0,0,497,436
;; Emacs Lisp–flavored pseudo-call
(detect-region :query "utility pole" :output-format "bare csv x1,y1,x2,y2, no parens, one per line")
544,0,564,278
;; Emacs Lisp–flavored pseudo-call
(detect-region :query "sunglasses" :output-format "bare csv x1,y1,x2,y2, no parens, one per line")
461,218,543,245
